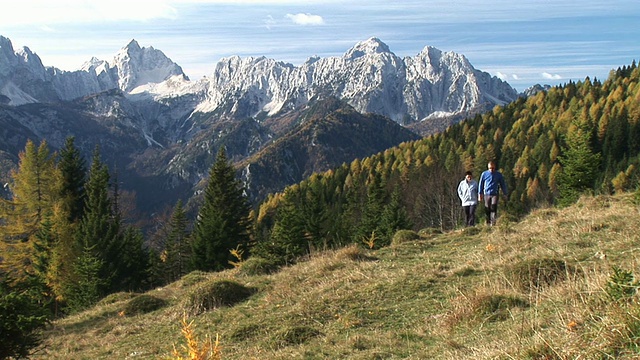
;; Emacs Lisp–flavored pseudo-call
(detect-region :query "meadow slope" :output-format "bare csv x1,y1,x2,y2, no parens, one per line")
35,192,640,359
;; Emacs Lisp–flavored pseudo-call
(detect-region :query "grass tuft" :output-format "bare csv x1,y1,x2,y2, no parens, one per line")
96,292,137,306
123,294,167,316
180,271,210,288
391,229,421,246
506,258,577,292
272,326,322,348
237,256,280,276
184,280,255,315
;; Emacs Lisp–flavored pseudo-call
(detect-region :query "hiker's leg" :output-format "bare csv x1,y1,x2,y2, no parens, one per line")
469,204,476,226
490,195,499,226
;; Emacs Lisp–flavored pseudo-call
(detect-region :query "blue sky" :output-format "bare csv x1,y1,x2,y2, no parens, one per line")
1,0,638,92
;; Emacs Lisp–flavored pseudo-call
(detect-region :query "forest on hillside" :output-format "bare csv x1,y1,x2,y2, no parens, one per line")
1,61,639,358
253,61,640,258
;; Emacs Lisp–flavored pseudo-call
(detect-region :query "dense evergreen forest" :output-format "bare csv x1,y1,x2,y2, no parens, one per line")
1,61,638,357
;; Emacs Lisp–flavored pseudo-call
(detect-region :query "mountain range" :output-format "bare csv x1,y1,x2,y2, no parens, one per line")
0,35,521,218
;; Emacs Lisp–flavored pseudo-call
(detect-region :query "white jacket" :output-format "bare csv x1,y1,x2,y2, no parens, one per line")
457,179,478,206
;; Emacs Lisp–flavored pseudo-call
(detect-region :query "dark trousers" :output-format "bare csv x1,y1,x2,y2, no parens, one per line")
483,195,499,226
463,204,476,226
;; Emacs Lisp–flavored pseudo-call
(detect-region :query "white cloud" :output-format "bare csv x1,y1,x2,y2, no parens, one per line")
542,72,562,80
286,13,325,26
496,72,508,80
264,15,277,30
496,72,520,81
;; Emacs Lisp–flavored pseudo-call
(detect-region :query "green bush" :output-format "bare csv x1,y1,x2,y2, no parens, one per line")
0,276,50,359
186,279,255,315
391,229,420,246
606,266,640,302
123,294,167,316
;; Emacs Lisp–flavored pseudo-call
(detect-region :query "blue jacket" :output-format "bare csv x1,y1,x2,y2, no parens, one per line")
478,170,508,197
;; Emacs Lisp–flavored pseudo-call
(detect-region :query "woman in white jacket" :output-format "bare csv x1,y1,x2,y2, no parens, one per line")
457,171,478,226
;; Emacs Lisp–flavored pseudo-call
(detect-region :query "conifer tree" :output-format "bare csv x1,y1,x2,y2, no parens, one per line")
255,191,307,265
72,146,119,299
557,120,602,206
118,226,149,291
300,183,329,250
29,216,56,311
191,147,251,272
0,273,50,359
380,186,412,244
49,136,86,309
65,245,105,312
354,172,387,247
0,140,60,279
57,136,86,223
162,200,191,282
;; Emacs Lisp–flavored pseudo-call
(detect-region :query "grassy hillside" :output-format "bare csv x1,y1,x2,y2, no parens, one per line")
34,192,640,359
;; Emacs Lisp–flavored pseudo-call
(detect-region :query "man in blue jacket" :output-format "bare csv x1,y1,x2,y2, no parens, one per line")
478,161,508,226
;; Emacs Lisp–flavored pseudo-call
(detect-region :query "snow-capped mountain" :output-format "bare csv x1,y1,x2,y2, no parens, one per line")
0,34,519,219
193,37,517,124
1,35,516,125
0,36,187,105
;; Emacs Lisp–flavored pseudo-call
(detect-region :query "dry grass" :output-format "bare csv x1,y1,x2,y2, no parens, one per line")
33,193,640,359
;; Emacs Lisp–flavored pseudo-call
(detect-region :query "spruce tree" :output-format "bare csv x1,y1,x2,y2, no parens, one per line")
163,200,191,282
380,186,412,244
191,147,251,272
118,226,149,291
0,273,50,359
354,172,387,247
300,183,329,250
65,245,105,312
29,216,56,310
254,190,307,265
73,146,119,299
557,120,602,206
57,136,86,223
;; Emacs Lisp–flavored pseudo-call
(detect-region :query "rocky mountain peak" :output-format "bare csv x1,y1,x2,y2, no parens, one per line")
344,37,391,60
0,36,18,77
111,39,187,92
125,39,142,52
